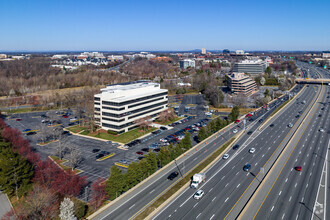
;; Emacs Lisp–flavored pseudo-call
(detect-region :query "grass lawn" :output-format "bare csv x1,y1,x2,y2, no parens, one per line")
154,116,183,126
66,125,88,133
87,127,157,143
210,107,256,115
49,156,82,174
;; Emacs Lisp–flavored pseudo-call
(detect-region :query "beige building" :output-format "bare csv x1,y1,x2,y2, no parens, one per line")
0,54,7,59
227,72,257,96
201,48,206,54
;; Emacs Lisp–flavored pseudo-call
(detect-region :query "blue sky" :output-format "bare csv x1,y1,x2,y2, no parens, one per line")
0,0,329,51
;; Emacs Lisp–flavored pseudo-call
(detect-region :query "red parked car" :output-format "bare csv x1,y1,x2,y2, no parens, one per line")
235,119,240,123
245,114,252,118
16,118,22,121
136,151,144,155
63,115,69,118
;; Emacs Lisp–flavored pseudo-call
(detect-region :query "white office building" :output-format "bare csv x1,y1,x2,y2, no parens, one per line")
179,59,195,69
94,81,168,133
233,59,269,75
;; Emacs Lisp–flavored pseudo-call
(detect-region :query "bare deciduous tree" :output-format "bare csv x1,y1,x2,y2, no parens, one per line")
134,116,152,130
67,146,82,170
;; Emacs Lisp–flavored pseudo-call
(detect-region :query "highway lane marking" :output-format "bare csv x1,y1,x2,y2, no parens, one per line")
210,214,215,220
196,213,201,219
194,203,198,208
255,162,258,166
285,178,288,182
168,214,171,217
237,184,240,188
279,191,282,196
225,183,229,187
221,176,225,180
194,158,197,161
209,188,213,192
149,189,155,194
271,206,274,211
282,213,285,219
212,197,216,202
236,172,239,176
225,197,229,202
262,154,264,158
289,196,292,202
306,184,308,188
129,204,135,210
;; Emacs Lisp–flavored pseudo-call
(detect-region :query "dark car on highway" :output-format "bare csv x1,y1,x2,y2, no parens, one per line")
270,124,275,127
167,171,179,180
233,144,240,150
243,164,251,172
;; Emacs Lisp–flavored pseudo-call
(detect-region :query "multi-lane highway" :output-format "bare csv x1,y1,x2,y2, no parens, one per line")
252,85,329,220
90,88,300,220
152,83,319,220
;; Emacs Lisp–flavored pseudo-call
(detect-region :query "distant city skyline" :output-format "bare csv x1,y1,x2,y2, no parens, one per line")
0,0,329,51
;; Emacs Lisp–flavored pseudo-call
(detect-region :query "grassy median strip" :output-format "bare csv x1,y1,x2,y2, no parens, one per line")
135,138,235,220
270,99,290,117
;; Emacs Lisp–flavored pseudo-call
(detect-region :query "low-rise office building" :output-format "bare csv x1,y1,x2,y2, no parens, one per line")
233,59,268,75
179,59,195,69
94,81,168,133
227,72,257,96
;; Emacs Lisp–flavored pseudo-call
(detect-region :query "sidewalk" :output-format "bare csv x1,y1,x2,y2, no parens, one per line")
0,192,13,218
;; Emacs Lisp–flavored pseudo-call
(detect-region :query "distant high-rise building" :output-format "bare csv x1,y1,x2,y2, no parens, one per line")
201,48,206,55
233,59,269,75
223,49,230,54
235,50,245,55
227,72,257,96
179,59,195,69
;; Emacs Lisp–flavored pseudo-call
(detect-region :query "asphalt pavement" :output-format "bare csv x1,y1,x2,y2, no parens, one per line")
152,84,317,220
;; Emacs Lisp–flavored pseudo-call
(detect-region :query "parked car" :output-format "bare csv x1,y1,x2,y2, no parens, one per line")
23,129,31,132
233,129,238,133
100,151,110,155
137,156,145,160
92,149,100,153
26,131,36,135
141,148,149,152
288,123,293,128
160,126,168,130
136,151,144,155
16,118,22,121
167,171,179,180
96,154,104,159
106,141,112,144
193,189,205,200
119,159,128,164
234,119,240,124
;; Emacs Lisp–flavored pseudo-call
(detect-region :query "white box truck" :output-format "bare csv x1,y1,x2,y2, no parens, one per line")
190,173,206,188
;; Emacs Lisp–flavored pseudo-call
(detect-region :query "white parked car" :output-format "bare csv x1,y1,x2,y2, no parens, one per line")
193,189,205,200
288,123,293,128
223,154,229,160
249,148,256,154
233,129,238,134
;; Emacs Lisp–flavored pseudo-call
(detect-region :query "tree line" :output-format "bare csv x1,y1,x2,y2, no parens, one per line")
105,132,192,200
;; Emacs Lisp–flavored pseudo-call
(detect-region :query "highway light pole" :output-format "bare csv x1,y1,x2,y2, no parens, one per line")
174,159,183,178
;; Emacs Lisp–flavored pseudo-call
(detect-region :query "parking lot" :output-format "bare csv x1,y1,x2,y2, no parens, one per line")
4,104,211,184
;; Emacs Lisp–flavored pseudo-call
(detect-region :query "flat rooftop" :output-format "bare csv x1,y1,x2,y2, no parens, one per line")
100,80,158,93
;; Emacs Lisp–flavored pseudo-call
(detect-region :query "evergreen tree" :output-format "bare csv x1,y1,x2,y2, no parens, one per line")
157,147,171,167
197,127,207,141
0,147,34,199
59,197,77,220
138,158,151,179
182,132,192,150
215,117,222,130
228,106,240,122
125,162,140,190
144,152,158,174
106,166,125,200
